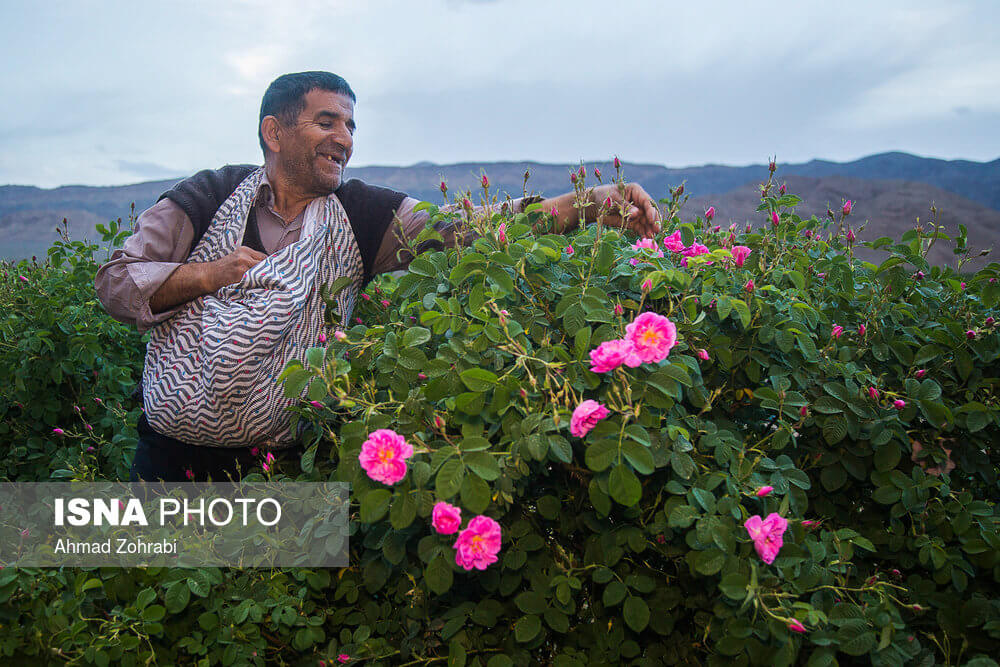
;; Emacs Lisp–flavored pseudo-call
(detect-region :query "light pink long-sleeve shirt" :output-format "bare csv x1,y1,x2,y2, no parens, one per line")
95,173,529,332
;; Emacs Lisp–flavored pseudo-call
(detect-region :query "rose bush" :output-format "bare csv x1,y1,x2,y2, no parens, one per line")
0,172,998,665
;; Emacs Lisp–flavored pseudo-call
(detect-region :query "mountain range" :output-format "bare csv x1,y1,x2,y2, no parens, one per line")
1,152,997,268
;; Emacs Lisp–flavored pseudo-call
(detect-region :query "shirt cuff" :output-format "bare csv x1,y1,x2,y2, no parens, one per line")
126,261,186,332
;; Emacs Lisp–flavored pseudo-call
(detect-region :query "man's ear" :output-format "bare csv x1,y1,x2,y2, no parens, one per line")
260,116,281,154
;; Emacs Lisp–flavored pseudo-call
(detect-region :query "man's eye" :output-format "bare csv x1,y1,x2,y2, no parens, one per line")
319,122,333,129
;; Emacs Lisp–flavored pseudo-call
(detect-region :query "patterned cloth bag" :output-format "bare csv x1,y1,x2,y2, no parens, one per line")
142,168,361,448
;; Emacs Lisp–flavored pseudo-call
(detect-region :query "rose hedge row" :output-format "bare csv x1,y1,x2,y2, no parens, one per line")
0,178,998,665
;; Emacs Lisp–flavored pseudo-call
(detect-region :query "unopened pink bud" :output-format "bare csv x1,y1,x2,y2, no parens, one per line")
705,206,715,221
570,172,578,184
354,317,363,325
697,349,709,361
18,275,28,283
434,416,444,429
565,245,574,255
594,168,601,180
52,428,64,436
603,196,612,208
550,206,559,217
893,400,906,409
779,183,786,195
84,423,92,432
800,406,808,417
642,278,652,291
310,401,323,409
578,165,586,178
334,330,347,342
361,293,370,301
960,282,967,290
788,619,806,633
868,387,879,399
251,447,259,456
462,198,472,209
614,303,624,315
440,181,447,193
614,156,621,169
842,200,852,216
846,229,855,243
746,223,753,233
185,469,194,481
802,520,817,527
380,299,390,307
915,369,926,378
481,174,489,188
771,211,779,227
966,329,976,340
858,323,866,336
756,485,773,497
744,279,755,293
318,332,327,343
915,271,925,280
418,373,427,380
86,446,95,453
986,317,995,327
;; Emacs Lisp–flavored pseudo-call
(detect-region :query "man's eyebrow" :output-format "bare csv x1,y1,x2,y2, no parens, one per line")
315,110,356,131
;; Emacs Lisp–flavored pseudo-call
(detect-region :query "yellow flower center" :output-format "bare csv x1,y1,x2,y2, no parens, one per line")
470,535,483,552
378,447,395,464
641,329,660,346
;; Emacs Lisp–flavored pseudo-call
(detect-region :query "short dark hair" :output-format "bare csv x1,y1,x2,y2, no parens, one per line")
258,71,356,154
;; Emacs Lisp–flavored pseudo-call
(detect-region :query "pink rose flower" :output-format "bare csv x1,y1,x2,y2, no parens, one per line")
432,501,462,535
663,230,685,253
633,238,664,259
334,330,347,342
744,513,788,564
589,339,642,373
565,245,574,255
337,656,350,664
380,299,390,308
831,325,844,338
359,429,414,485
625,312,678,364
756,486,774,497
570,400,610,438
966,330,976,340
868,387,879,399
696,348,710,361
731,245,751,267
453,515,502,570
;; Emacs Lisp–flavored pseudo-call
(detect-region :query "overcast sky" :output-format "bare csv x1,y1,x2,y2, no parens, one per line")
1,0,997,188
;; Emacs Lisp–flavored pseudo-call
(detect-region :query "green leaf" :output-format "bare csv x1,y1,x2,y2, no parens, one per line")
719,572,749,600
436,459,465,499
695,549,726,575
486,266,515,295
461,474,491,514
403,327,431,347
609,465,642,507
390,489,417,529
623,596,650,632
464,451,500,481
306,346,325,369
514,614,542,642
621,440,655,474
164,583,190,613
515,591,547,615
603,581,627,607
585,440,618,472
426,553,453,594
731,299,751,328
460,368,499,392
361,489,392,523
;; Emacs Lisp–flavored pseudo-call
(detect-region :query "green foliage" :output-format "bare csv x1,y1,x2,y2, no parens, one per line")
0,219,144,481
1,184,999,665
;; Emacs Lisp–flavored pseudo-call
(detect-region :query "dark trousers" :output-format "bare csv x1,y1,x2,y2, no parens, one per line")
128,413,299,482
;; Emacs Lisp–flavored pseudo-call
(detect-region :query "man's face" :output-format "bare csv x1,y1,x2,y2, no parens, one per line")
276,89,355,195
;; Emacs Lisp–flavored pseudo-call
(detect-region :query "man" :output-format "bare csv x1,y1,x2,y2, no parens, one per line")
95,71,661,482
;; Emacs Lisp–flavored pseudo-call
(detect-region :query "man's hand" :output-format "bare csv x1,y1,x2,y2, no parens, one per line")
591,183,661,238
539,182,662,237
150,246,266,314
208,246,268,290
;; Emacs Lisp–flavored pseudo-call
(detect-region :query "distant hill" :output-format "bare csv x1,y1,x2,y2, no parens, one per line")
1,152,997,266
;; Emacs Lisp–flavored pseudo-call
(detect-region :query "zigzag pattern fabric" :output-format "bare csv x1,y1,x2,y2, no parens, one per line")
142,167,362,448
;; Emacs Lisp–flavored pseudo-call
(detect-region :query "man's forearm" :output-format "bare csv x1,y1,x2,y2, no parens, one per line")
537,192,592,234
149,261,215,314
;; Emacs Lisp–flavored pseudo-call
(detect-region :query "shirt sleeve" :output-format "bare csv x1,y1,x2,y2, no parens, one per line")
372,196,529,274
93,198,195,332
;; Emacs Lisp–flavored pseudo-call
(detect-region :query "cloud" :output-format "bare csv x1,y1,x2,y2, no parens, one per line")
114,161,185,180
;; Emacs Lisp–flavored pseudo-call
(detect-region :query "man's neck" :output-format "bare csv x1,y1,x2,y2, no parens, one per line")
264,162,318,223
